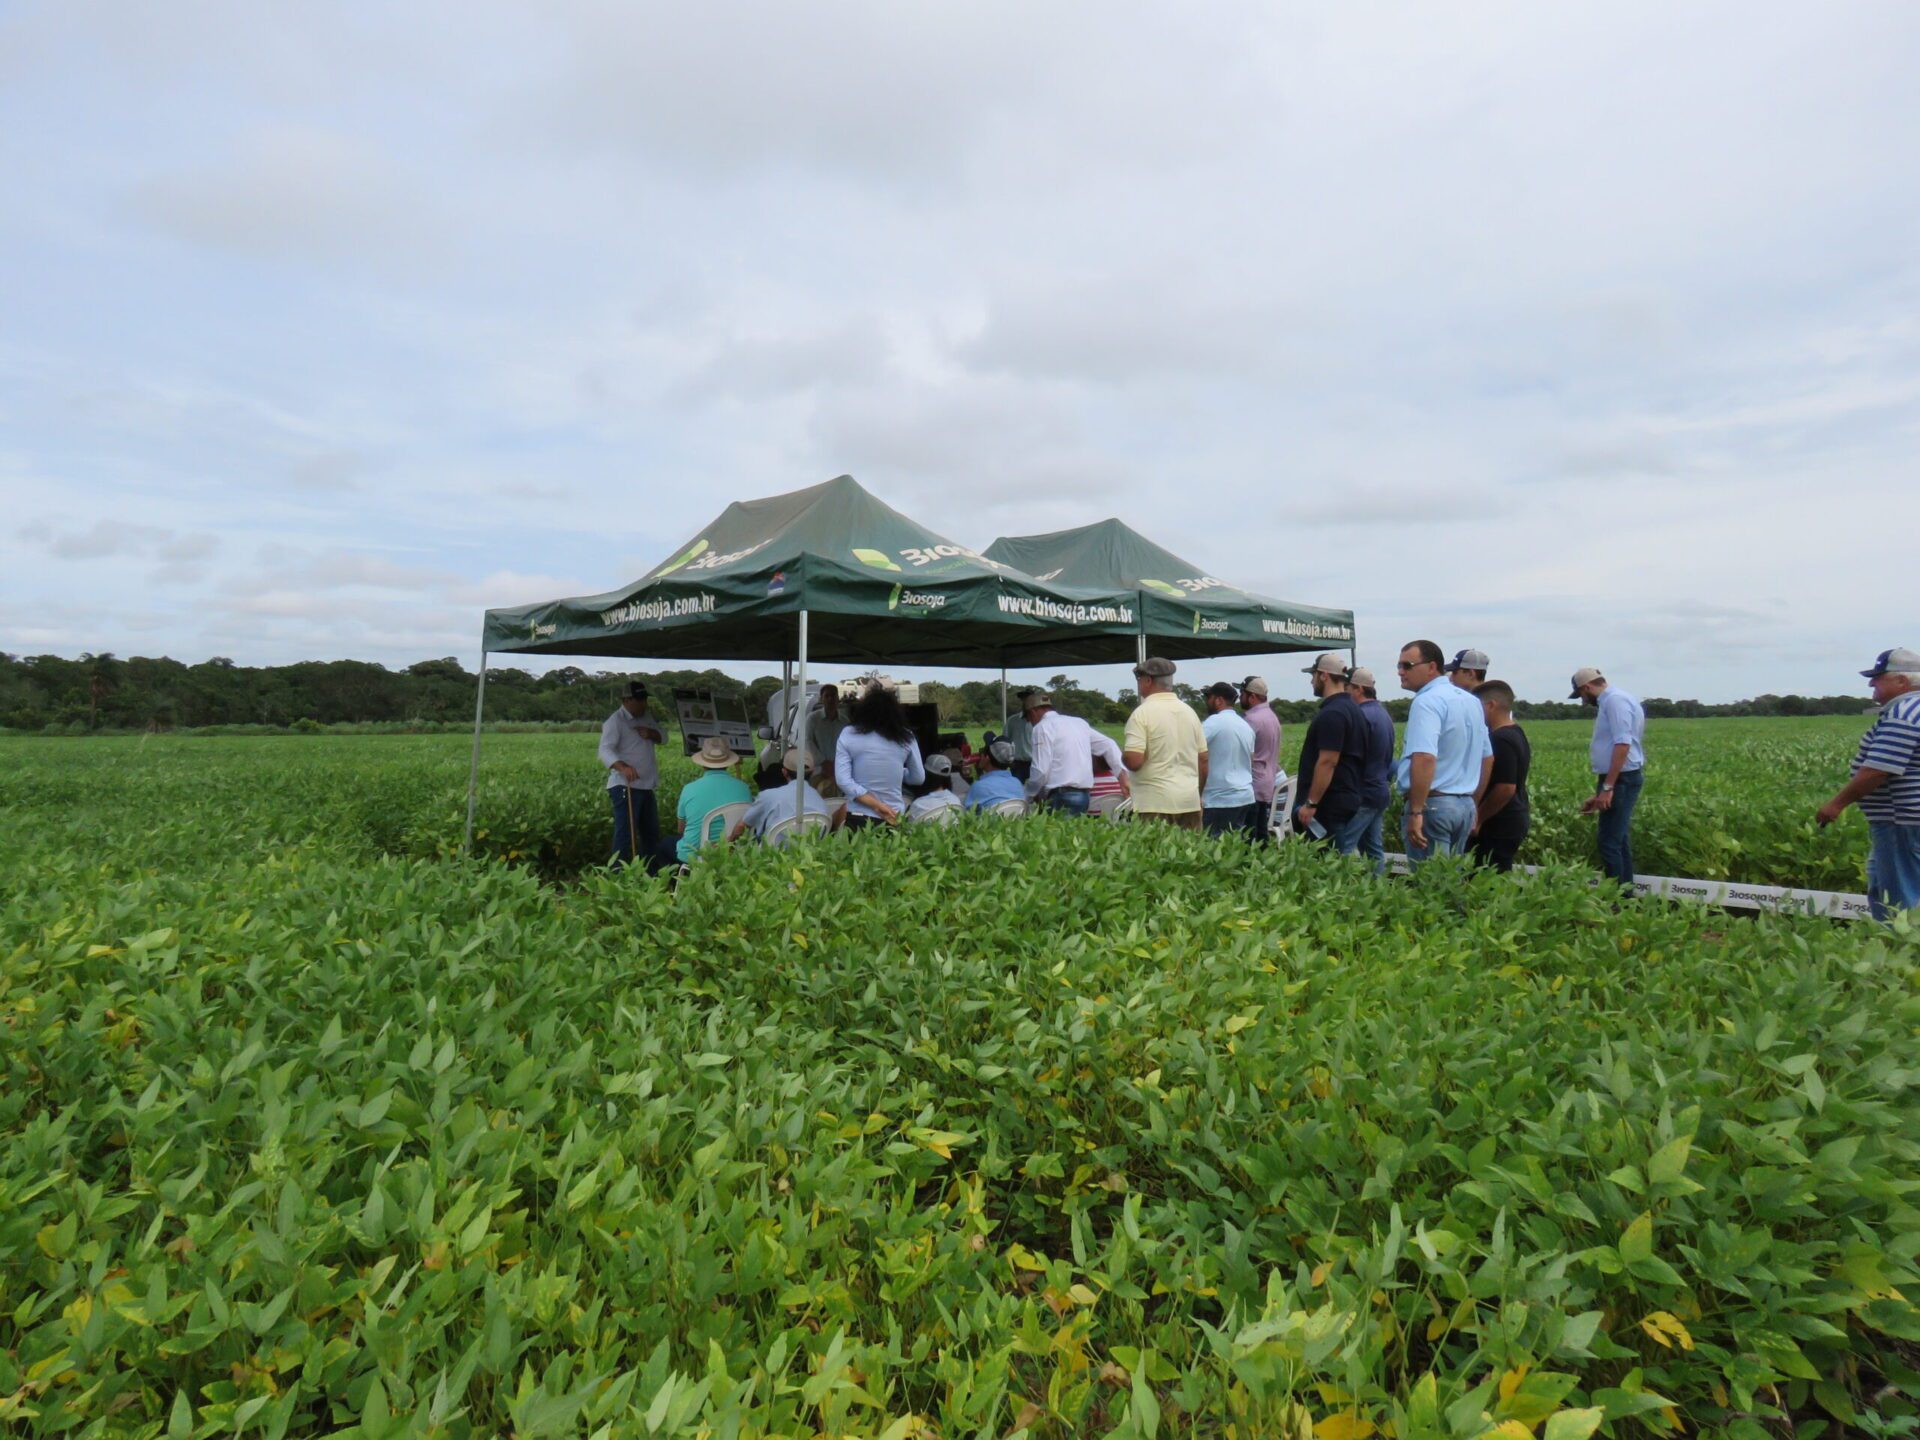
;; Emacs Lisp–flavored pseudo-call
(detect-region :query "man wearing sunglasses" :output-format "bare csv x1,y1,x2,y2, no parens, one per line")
1397,640,1493,864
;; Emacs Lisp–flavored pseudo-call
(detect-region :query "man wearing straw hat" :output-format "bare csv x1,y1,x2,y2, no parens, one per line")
647,736,751,872
601,680,664,868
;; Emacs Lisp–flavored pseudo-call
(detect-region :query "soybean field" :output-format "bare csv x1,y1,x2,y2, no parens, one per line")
3,718,1917,1440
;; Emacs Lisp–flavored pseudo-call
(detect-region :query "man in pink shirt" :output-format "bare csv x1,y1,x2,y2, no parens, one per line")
1240,676,1283,843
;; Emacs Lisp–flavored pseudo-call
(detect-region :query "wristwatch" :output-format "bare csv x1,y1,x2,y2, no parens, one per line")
1600,783,1615,793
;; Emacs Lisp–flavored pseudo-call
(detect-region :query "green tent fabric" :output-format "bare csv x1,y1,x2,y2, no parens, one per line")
481,475,1146,667
982,518,1354,660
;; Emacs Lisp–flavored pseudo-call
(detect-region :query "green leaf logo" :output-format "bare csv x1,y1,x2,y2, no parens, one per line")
888,584,902,610
656,538,709,576
1142,578,1185,598
1192,609,1202,634
853,547,902,572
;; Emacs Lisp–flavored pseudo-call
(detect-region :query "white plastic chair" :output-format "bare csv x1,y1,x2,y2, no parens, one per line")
695,801,753,851
909,802,961,826
1104,796,1135,824
1088,791,1126,818
1270,775,1297,840
762,811,831,847
984,797,1029,818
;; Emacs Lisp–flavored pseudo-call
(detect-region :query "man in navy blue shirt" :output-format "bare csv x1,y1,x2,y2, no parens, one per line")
1343,666,1396,870
1294,653,1368,851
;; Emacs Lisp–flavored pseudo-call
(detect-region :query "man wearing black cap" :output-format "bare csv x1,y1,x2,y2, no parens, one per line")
1818,647,1920,920
601,680,665,867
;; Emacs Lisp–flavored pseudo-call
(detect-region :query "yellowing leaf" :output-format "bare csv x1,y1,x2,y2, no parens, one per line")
1620,1211,1654,1264
1474,1424,1535,1440
1315,1413,1375,1440
1639,1311,1694,1350
1498,1364,1531,1400
1224,1013,1257,1034
1311,1261,1333,1286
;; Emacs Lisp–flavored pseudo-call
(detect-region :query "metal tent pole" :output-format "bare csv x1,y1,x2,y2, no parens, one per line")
781,659,792,753
794,611,809,826
463,646,489,854
999,664,1008,732
1137,631,1148,667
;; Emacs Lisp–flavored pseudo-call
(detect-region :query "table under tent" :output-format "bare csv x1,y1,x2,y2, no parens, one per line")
468,475,1355,843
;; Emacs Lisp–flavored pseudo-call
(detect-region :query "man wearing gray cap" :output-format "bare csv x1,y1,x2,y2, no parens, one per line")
1122,657,1208,828
1446,649,1490,690
965,735,1026,810
1572,666,1646,889
1345,666,1396,869
1240,676,1282,842
1295,652,1369,849
1818,647,1920,920
730,748,835,840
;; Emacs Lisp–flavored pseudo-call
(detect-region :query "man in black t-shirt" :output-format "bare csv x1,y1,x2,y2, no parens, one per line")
1470,680,1530,871
1294,653,1369,850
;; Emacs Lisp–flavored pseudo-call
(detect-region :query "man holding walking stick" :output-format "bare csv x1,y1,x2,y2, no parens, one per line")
602,680,665,867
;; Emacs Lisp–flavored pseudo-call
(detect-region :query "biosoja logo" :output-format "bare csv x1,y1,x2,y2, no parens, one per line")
1191,609,1228,635
888,585,947,612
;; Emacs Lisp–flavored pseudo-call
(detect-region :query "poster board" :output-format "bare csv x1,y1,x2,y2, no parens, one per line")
673,688,756,757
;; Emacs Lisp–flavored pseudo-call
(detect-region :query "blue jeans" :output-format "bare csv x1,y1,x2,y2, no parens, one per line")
1595,768,1644,888
1868,822,1920,922
1204,803,1256,837
609,787,659,868
1404,794,1475,865
1334,806,1384,865
1045,787,1091,815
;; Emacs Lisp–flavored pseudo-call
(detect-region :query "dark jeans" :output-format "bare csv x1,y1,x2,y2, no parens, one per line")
843,813,891,832
609,787,659,868
1045,787,1091,815
1250,796,1272,843
1595,769,1644,887
644,835,685,875
1204,803,1257,838
1469,830,1525,873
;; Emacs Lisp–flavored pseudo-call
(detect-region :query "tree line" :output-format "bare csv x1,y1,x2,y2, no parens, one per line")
0,651,1878,734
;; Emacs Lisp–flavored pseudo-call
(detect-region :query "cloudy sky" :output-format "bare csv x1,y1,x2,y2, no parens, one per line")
2,1,1915,703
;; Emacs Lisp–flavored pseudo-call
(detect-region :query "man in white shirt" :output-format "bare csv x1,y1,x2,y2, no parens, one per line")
599,680,665,867
1022,690,1125,816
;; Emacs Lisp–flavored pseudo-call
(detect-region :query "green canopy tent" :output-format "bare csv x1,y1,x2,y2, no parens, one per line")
468,475,1145,842
982,517,1355,663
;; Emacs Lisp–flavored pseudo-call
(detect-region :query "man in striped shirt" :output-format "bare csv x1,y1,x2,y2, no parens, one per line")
1819,647,1920,921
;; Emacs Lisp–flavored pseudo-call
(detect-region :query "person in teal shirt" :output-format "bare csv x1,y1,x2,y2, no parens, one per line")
647,736,752,872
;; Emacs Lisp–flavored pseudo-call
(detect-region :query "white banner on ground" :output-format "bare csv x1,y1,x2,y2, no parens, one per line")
1380,854,1873,921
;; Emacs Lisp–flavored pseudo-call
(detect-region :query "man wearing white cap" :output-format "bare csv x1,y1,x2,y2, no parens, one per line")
1239,676,1282,842
1572,666,1647,889
730,748,835,841
1446,649,1490,690
1818,647,1920,920
908,753,966,822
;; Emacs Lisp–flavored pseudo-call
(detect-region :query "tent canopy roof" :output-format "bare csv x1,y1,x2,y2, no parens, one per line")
983,518,1354,659
482,475,1149,667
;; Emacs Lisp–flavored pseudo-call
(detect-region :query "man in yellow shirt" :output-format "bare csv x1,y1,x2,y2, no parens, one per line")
1121,656,1208,828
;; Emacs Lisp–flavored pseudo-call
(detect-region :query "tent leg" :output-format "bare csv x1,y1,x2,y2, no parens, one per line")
999,665,1007,733
781,659,792,751
795,611,809,827
463,647,488,854
1137,632,1147,667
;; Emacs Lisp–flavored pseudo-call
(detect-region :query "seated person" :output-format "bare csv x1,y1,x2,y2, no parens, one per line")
1090,754,1127,803
906,754,965,823
943,746,971,804
648,736,751,871
963,735,1026,810
729,747,835,841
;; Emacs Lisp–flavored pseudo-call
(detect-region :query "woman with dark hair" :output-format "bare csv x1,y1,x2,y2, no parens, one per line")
834,684,925,828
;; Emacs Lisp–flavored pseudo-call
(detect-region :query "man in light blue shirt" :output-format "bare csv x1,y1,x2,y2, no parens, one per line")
1397,640,1493,864
1572,666,1647,889
729,749,835,841
1200,682,1258,837
964,736,1027,810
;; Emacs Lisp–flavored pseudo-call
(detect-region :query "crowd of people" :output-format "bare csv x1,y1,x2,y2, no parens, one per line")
597,642,1920,920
